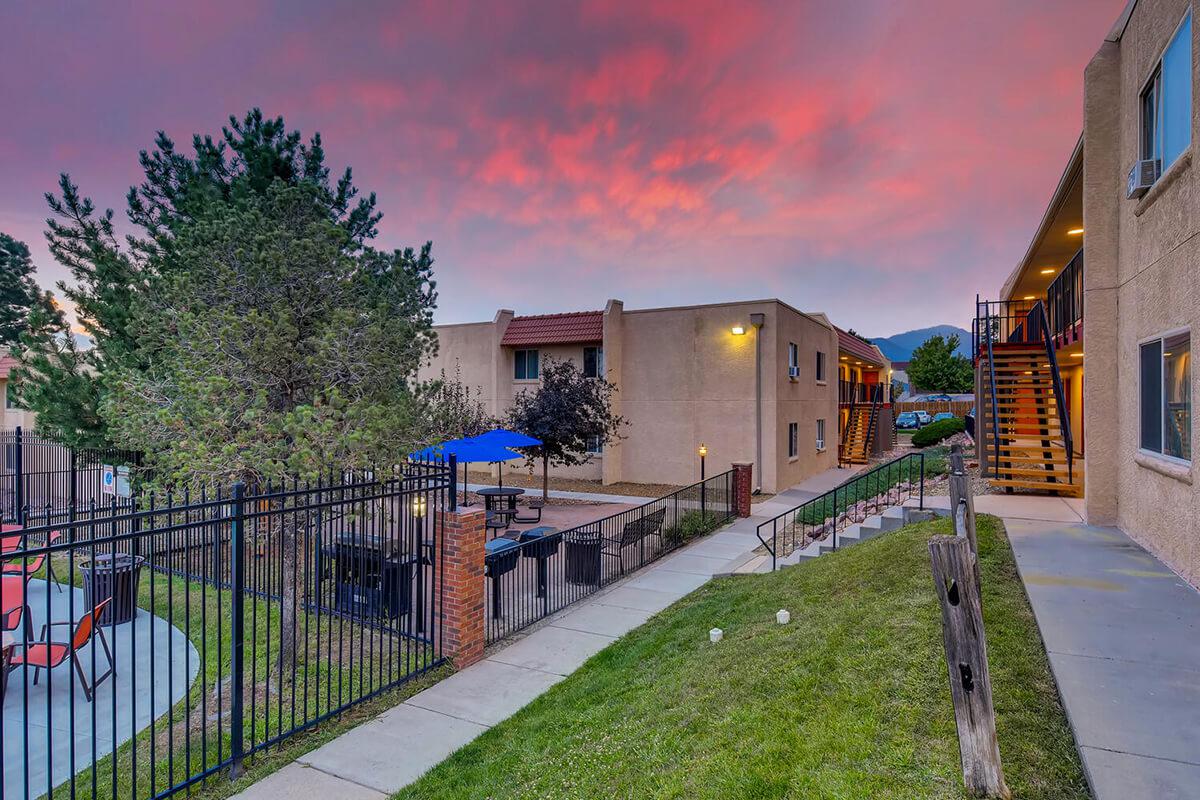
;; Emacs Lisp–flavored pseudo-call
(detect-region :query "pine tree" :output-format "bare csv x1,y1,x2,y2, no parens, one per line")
0,233,43,347
19,109,388,446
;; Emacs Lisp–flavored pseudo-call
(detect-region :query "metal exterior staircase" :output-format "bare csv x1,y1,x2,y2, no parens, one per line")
975,301,1081,496
838,385,882,466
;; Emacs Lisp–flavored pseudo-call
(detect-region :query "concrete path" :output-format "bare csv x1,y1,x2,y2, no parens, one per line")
909,493,1200,799
232,466,859,799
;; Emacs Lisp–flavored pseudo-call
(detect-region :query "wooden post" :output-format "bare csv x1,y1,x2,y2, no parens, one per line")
929,536,1010,799
948,444,977,554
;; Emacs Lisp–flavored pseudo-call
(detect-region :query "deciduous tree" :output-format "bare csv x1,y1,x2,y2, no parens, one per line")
908,334,974,394
506,357,625,499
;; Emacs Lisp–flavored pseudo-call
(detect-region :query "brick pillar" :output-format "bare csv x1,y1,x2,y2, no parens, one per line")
732,462,753,518
438,507,486,668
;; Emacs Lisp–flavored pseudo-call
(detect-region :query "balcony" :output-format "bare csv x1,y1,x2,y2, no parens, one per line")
1046,249,1083,345
839,381,889,405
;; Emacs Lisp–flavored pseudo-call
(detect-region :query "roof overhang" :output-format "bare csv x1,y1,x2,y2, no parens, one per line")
1000,135,1084,302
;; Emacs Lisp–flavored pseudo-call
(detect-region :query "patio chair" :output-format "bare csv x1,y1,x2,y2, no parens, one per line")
9,598,115,702
600,508,666,575
2,529,64,591
512,497,545,525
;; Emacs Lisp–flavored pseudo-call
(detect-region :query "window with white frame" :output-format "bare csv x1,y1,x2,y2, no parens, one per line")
586,434,603,454
815,351,826,382
816,419,826,451
1141,12,1192,176
583,346,604,378
1140,330,1191,462
514,349,540,380
788,342,799,378
787,422,798,458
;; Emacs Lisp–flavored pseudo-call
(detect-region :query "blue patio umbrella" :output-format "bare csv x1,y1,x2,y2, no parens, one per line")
474,428,542,449
410,436,524,504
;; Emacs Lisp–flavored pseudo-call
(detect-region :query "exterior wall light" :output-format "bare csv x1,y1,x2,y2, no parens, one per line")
1067,228,1084,235
731,325,746,335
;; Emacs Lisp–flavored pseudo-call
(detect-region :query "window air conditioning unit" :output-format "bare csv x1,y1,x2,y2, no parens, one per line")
1127,159,1160,199
788,366,801,379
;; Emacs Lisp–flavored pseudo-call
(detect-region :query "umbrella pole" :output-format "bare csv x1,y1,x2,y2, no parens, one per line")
497,461,503,489
462,462,468,506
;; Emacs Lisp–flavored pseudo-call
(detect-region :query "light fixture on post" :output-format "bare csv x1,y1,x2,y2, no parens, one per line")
411,493,428,633
698,443,708,518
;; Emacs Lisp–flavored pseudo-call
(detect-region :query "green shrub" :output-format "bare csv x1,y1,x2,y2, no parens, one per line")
911,417,965,447
663,510,726,546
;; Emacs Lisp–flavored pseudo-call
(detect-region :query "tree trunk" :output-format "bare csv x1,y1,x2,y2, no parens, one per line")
542,452,549,500
278,515,299,672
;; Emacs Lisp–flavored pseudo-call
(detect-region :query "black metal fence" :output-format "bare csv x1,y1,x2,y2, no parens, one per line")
1,428,139,525
484,470,735,644
756,453,925,570
1,461,451,799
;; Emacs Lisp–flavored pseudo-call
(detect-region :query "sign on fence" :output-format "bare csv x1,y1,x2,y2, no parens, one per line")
101,464,132,498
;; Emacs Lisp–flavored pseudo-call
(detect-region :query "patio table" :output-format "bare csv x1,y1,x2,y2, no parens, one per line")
477,487,524,512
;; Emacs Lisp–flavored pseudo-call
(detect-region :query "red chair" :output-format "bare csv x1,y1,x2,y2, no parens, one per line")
9,598,115,701
1,530,63,591
1,576,32,641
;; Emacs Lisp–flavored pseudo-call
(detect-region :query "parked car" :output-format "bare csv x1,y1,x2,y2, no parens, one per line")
932,412,956,423
896,411,920,429
924,394,953,402
914,410,933,427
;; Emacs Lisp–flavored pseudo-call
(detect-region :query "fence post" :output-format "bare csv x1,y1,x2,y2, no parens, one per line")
228,482,246,778
919,450,926,510
731,462,753,518
14,426,24,525
438,506,486,668
948,444,977,554
928,536,1010,799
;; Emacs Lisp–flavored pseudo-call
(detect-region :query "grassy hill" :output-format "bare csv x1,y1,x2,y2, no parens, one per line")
396,516,1088,800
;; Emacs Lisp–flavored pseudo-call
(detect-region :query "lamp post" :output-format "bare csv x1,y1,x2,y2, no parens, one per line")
411,493,427,633
698,444,707,518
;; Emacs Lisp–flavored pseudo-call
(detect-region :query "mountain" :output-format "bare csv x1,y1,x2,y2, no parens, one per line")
869,325,972,362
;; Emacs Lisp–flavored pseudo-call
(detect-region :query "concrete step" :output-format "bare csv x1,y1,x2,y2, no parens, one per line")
732,554,771,574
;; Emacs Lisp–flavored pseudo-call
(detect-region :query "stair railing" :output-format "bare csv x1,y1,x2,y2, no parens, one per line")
839,389,859,467
864,383,883,459
984,303,1001,476
1032,301,1074,483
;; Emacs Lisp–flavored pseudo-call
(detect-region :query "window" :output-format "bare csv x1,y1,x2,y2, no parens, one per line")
788,342,799,378
586,435,604,454
583,346,604,378
815,351,826,382
816,419,826,451
1140,330,1191,462
787,422,798,458
1141,12,1192,174
514,349,540,380
3,383,19,410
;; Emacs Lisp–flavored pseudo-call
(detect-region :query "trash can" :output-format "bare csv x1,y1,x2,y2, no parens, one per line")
564,530,602,586
81,552,145,625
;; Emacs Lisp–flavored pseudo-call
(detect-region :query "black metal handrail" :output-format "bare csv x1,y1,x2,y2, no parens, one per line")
984,301,1001,473
864,383,883,459
839,385,860,467
1032,301,1074,482
755,452,925,570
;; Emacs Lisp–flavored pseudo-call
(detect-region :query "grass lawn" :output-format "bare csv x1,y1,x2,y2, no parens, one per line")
395,515,1088,800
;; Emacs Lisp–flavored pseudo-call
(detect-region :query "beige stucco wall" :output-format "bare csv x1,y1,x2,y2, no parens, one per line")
1083,0,1200,585
1,376,37,431
421,299,842,493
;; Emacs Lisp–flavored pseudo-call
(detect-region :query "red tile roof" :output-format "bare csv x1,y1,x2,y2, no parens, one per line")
0,354,18,380
835,327,886,366
500,311,604,346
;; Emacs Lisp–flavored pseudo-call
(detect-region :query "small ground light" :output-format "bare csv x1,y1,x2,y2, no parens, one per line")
776,609,791,625
709,628,723,643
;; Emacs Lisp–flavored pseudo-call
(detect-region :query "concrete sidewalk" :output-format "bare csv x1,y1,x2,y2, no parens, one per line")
911,493,1200,799
231,472,801,799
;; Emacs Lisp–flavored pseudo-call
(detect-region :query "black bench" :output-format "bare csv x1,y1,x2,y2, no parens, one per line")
513,498,546,524
601,508,667,576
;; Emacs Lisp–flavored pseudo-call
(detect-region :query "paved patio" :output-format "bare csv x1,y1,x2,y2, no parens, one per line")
2,579,199,797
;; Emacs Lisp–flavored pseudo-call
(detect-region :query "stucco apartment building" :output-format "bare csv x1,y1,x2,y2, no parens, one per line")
975,0,1197,584
420,299,891,494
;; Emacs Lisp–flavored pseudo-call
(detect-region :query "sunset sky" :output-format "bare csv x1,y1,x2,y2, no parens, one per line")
2,1,1124,335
